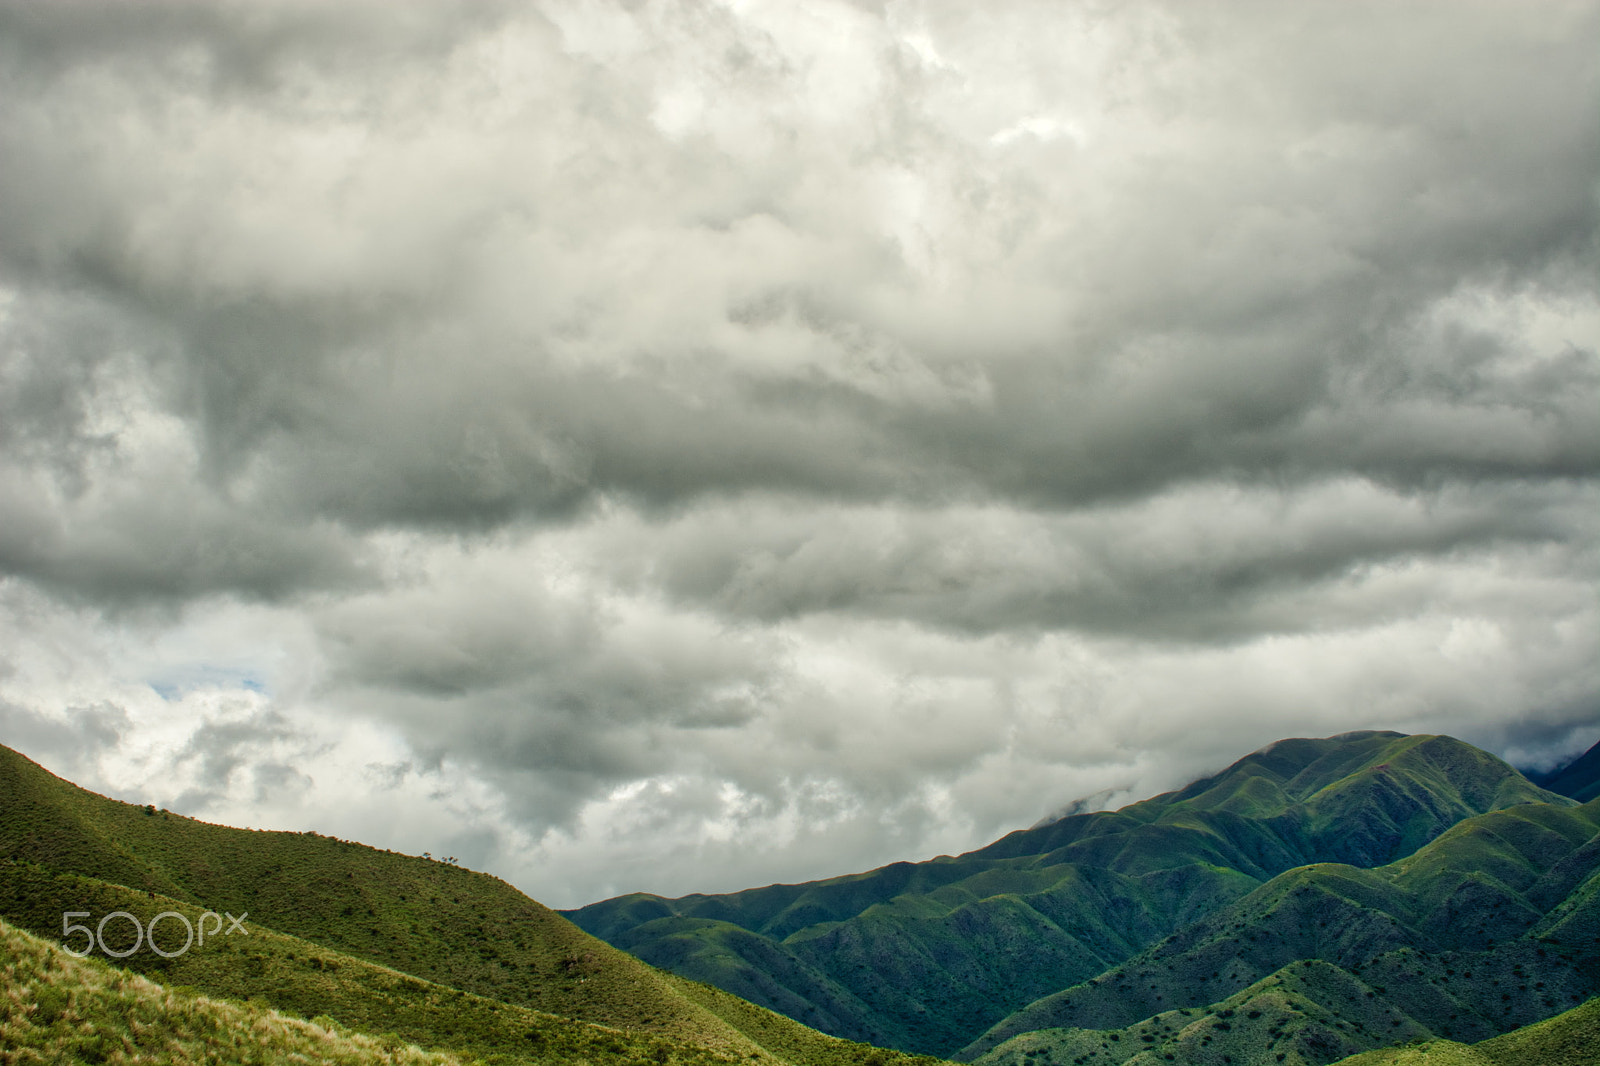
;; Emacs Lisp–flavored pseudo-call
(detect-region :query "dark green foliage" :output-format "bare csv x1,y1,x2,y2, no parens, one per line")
1332,994,1600,1065
961,800,1600,1066
567,732,1572,1056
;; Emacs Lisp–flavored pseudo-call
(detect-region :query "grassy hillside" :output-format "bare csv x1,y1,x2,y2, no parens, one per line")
0,916,463,1066
0,743,940,1066
1332,994,1600,1065
962,799,1600,1066
0,861,766,1066
567,733,1569,1056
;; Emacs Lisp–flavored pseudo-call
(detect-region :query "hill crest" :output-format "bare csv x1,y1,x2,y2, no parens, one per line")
0,742,938,1066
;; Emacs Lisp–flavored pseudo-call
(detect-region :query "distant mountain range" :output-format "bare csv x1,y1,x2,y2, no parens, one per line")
1,730,1594,1066
564,731,1600,1065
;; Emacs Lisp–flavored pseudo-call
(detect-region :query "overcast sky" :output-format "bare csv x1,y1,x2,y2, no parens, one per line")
1,0,1596,909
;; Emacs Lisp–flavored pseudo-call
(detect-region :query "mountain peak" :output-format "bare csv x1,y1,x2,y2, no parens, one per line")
568,730,1577,1057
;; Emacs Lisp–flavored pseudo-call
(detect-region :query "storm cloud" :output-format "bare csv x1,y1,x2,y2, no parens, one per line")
0,0,1595,907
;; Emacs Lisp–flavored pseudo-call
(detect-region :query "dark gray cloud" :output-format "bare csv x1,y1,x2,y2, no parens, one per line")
0,0,1594,906
0,698,129,778
577,481,1597,641
4,0,1592,530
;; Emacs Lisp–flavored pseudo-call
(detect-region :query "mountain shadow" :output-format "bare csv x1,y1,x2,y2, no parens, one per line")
1528,739,1600,804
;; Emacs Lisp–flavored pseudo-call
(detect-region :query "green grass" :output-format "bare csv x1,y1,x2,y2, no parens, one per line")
0,916,462,1066
0,743,944,1066
0,862,763,1066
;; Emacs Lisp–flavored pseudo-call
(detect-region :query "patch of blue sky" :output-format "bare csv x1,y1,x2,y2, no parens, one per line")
148,666,269,701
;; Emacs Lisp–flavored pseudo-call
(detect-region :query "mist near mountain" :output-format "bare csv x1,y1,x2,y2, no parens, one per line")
1528,740,1600,804
567,732,1598,1064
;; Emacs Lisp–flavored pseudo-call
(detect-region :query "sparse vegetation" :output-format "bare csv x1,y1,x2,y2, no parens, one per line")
1330,994,1600,1065
961,795,1600,1066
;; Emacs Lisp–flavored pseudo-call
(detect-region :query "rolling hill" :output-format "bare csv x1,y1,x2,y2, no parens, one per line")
0,742,939,1066
962,797,1600,1065
1331,994,1600,1065
565,732,1574,1057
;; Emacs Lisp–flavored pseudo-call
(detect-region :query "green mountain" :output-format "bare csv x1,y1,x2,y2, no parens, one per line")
963,797,1600,1065
565,732,1569,1057
1530,740,1600,804
5,730,1590,1066
0,742,939,1066
1331,994,1600,1066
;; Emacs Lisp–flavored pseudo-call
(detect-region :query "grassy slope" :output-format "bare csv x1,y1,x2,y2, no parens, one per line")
0,916,461,1066
0,744,939,1066
1331,994,1600,1066
0,863,760,1066
962,800,1600,1066
567,733,1567,1055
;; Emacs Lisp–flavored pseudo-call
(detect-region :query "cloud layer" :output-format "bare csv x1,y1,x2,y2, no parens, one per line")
0,0,1596,907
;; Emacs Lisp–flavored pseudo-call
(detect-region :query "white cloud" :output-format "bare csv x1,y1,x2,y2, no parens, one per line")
0,0,1594,908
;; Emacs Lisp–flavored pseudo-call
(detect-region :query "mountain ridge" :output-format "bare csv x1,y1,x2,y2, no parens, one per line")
565,732,1574,1057
4,729,1591,1066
